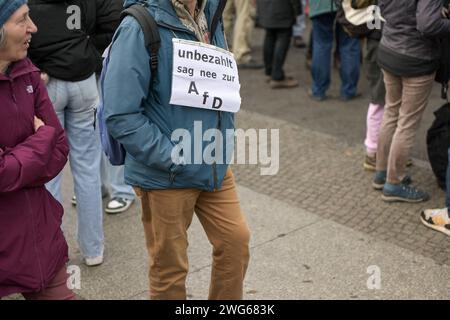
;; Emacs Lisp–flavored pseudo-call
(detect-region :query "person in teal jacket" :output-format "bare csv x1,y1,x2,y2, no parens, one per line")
309,0,336,18
308,0,361,101
103,0,250,300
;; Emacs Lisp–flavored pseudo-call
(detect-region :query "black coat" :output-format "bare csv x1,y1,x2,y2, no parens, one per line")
28,0,121,81
257,0,301,29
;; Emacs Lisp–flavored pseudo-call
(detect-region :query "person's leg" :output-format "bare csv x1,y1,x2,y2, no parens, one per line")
194,169,251,300
365,103,384,156
108,164,135,200
134,187,199,300
337,23,361,99
66,74,104,261
45,78,69,203
22,267,76,300
223,0,235,49
233,0,254,64
271,28,293,81
386,73,435,184
101,153,135,213
311,13,334,98
263,28,276,78
376,70,402,173
364,38,385,166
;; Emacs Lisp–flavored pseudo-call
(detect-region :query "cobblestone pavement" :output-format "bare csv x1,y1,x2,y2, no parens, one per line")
232,109,450,266
229,25,449,266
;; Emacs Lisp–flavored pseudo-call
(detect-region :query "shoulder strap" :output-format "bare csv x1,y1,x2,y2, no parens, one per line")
210,0,227,42
121,4,161,72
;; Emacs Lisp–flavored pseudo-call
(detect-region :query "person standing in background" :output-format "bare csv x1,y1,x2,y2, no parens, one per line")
223,0,263,69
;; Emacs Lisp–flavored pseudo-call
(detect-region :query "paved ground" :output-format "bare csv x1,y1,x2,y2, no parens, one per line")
5,26,450,300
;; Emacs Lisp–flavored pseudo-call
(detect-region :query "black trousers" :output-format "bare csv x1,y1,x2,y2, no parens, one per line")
263,28,292,81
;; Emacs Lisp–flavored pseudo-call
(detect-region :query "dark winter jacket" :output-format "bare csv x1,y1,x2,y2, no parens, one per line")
0,58,69,297
28,0,121,81
378,0,450,77
257,0,301,29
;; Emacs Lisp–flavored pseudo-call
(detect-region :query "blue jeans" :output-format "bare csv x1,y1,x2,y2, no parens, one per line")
311,12,361,99
100,154,135,200
46,74,104,258
447,148,450,209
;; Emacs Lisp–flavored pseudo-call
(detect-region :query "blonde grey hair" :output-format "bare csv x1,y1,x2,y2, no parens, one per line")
0,26,6,49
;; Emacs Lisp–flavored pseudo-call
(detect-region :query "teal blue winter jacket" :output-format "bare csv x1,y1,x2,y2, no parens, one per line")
103,0,234,191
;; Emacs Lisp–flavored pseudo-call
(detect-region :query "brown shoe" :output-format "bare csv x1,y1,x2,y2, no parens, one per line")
270,78,299,89
293,36,306,48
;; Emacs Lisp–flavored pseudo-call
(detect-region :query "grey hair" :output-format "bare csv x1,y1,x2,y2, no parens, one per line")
0,26,6,49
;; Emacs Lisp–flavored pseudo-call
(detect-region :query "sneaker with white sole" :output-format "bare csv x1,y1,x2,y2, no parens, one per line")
105,197,134,214
420,207,450,236
84,255,104,267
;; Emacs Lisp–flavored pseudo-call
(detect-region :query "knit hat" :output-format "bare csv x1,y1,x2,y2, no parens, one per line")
0,0,27,27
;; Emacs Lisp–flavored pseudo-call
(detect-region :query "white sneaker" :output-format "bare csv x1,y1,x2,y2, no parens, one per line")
420,208,450,236
105,197,134,214
84,255,104,267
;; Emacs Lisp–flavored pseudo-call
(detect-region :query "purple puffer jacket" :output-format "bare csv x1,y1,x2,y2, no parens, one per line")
0,58,69,297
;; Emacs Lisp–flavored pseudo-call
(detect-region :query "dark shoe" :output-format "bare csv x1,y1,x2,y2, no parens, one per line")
266,75,294,84
270,78,299,89
372,171,412,190
238,59,264,69
381,183,429,203
293,36,306,48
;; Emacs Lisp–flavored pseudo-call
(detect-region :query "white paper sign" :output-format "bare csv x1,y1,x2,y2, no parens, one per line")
170,38,241,113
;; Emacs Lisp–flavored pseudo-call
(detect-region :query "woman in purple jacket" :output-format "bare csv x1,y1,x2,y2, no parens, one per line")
0,0,75,299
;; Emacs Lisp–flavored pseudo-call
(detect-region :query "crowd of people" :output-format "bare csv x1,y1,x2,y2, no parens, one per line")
0,0,449,300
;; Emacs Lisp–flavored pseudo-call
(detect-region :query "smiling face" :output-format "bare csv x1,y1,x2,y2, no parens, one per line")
0,4,37,64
